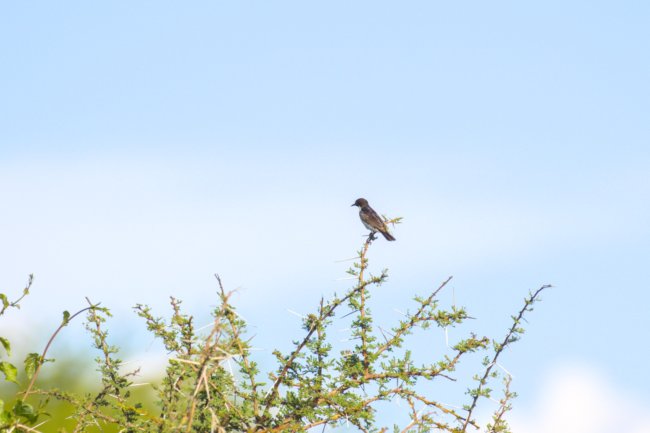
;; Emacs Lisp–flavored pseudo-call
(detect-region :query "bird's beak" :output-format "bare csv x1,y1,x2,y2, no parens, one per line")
351,203,356,207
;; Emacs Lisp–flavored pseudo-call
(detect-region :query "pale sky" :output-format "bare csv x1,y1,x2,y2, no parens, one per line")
2,1,649,429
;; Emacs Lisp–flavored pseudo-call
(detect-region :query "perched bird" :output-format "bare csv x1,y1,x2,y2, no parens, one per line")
351,198,396,241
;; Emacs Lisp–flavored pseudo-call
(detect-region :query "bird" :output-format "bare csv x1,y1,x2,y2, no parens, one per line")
351,198,396,241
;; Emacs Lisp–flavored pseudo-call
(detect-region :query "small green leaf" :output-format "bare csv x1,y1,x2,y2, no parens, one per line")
24,353,41,379
62,310,71,325
13,400,38,424
0,294,8,310
0,398,13,425
0,362,18,384
0,337,10,356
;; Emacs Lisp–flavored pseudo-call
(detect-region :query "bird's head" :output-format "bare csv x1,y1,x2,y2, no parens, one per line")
351,198,368,207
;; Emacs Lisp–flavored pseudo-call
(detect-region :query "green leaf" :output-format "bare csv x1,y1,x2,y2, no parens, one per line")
0,294,8,310
13,400,38,424
0,362,18,384
0,399,13,425
62,310,71,325
24,353,41,379
0,337,10,356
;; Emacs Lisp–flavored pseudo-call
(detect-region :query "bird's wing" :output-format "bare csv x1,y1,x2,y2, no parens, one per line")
362,206,388,231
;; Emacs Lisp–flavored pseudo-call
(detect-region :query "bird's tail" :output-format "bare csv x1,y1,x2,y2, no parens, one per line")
381,230,396,241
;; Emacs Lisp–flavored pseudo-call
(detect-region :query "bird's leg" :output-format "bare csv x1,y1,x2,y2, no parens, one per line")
368,231,377,242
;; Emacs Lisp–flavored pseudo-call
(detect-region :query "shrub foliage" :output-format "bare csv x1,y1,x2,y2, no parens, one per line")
0,229,549,432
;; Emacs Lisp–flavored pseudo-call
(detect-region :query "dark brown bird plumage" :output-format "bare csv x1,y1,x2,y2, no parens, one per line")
351,198,396,241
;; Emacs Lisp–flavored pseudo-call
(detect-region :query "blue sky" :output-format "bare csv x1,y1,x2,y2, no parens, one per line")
2,1,650,430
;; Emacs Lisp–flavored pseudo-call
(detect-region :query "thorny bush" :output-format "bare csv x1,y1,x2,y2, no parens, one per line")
0,225,550,433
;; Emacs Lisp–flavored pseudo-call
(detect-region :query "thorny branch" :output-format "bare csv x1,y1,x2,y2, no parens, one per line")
23,302,99,398
2,222,549,433
0,274,34,316
462,284,551,431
